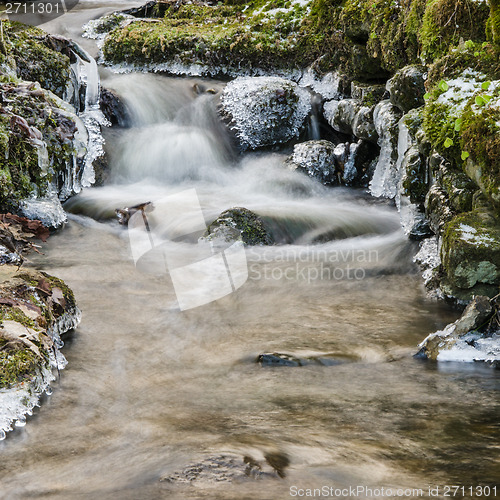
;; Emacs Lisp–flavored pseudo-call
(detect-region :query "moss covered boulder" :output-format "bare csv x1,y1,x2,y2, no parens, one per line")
219,76,311,150
0,80,86,216
203,207,274,246
0,266,80,437
386,65,427,113
440,209,500,298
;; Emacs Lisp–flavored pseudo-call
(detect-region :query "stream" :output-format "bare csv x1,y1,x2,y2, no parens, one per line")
1,2,500,499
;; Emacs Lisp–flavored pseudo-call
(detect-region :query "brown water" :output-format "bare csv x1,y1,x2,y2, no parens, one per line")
1,2,500,499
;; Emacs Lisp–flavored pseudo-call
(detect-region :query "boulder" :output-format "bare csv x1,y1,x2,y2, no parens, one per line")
440,209,500,296
99,88,130,127
323,98,362,135
416,296,496,362
0,267,81,438
219,77,311,150
350,82,386,106
203,207,274,246
352,106,378,143
287,140,339,186
386,65,427,113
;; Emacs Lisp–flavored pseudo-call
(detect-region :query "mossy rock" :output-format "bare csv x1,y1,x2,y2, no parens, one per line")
0,266,80,389
386,64,426,113
420,0,490,62
441,209,500,292
203,207,274,246
0,81,81,212
2,22,71,98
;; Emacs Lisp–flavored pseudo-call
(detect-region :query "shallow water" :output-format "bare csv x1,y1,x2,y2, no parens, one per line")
1,2,500,499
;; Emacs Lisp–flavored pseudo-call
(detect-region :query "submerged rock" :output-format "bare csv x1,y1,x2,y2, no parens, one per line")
161,451,289,483
203,207,274,246
416,295,499,363
0,267,81,438
220,77,311,150
257,352,355,367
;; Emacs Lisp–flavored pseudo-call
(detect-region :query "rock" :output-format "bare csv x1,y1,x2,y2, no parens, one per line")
257,352,354,367
19,196,67,229
350,82,386,106
401,146,427,205
440,209,500,295
323,98,362,135
437,164,476,214
0,267,81,437
386,65,427,113
425,184,454,236
343,139,379,186
352,106,378,143
219,77,311,150
161,451,289,483
203,207,274,246
287,140,339,186
416,296,495,361
0,80,87,215
99,88,130,127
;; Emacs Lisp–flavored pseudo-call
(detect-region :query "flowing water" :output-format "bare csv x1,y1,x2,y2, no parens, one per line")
1,3,500,499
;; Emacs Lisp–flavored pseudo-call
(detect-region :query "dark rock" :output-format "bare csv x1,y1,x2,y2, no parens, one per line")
257,352,353,367
203,207,274,246
100,88,130,127
401,146,428,205
350,82,386,106
386,65,427,113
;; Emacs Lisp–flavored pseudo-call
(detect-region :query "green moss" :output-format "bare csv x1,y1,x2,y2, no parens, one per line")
204,207,274,246
461,99,500,210
441,209,500,292
420,0,489,62
0,306,36,329
0,347,43,389
489,0,500,46
3,22,71,98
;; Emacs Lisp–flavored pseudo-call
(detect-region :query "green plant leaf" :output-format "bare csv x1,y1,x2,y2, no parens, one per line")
443,137,453,148
483,94,492,103
475,95,485,106
454,118,462,132
481,81,491,90
464,40,474,49
474,51,480,57
423,92,431,101
439,80,449,92
461,151,469,161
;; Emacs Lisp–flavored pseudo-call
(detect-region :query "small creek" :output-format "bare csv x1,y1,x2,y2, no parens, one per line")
0,2,499,498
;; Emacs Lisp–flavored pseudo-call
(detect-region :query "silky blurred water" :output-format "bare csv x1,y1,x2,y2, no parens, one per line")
0,3,499,499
